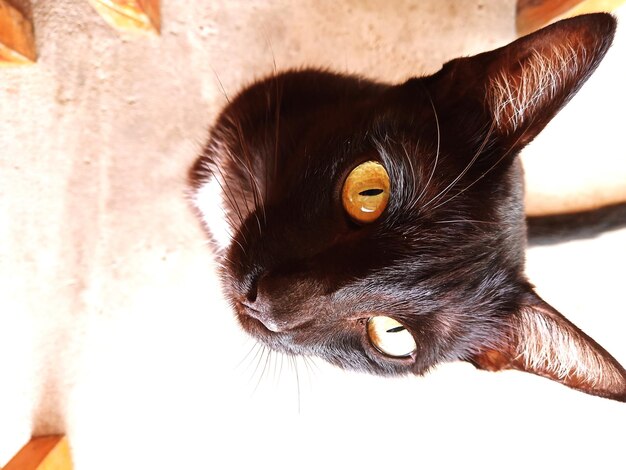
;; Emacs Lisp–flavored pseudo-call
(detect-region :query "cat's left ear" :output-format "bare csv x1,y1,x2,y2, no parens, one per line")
469,290,626,401
426,13,617,150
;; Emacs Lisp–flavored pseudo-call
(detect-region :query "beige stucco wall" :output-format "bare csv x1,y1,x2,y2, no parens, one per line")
1,1,625,469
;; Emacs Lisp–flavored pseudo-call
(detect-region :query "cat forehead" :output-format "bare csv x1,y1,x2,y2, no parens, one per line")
219,71,438,144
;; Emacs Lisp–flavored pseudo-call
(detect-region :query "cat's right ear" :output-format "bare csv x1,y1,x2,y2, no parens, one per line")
469,290,626,402
424,13,616,152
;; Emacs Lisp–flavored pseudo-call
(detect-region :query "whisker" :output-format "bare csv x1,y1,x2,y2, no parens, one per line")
271,350,280,384
290,355,302,414
245,342,263,368
229,127,255,214
431,120,528,212
253,347,273,393
210,189,248,254
207,183,243,243
278,350,285,384
303,355,320,374
415,89,441,204
211,68,262,226
211,67,232,105
266,33,280,205
232,119,264,236
424,119,497,211
300,355,316,387
236,341,260,370
196,158,243,232
201,72,260,248
196,176,240,244
272,75,283,200
402,140,419,202
248,343,267,380
212,163,246,230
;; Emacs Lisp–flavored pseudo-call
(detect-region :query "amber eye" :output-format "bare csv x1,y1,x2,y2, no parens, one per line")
367,316,417,358
342,161,390,223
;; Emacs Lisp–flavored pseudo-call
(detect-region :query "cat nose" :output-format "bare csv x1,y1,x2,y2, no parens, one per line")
241,301,281,332
241,275,281,332
242,270,317,332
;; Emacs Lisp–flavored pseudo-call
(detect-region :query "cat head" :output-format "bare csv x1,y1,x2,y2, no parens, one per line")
191,14,626,401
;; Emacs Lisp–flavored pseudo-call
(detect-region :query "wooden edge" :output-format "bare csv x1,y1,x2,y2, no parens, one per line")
0,0,36,65
3,435,73,470
88,0,161,34
516,0,626,36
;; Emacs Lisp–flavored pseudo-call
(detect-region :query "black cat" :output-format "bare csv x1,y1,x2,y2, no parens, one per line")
190,14,626,401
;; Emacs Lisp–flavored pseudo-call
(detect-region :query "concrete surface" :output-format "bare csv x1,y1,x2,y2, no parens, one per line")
0,1,625,469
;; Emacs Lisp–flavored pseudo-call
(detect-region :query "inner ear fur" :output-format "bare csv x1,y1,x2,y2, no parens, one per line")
470,291,626,402
486,13,615,141
425,13,616,150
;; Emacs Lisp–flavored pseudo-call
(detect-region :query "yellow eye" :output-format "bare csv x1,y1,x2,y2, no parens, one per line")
342,161,390,223
367,316,416,357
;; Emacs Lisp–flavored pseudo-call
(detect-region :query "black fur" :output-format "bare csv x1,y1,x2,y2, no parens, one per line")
190,14,626,401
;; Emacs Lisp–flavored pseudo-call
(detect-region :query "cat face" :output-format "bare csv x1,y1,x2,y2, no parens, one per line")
191,14,626,401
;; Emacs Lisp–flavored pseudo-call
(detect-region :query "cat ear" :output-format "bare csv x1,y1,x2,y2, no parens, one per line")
427,13,616,150
469,291,626,401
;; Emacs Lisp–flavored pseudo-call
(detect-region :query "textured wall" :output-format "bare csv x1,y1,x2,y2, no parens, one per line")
1,1,625,469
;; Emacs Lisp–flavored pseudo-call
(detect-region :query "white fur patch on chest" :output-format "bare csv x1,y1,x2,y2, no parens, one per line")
194,176,233,252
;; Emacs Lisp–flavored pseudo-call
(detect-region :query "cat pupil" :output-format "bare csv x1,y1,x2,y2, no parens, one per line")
359,188,384,196
386,326,406,333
